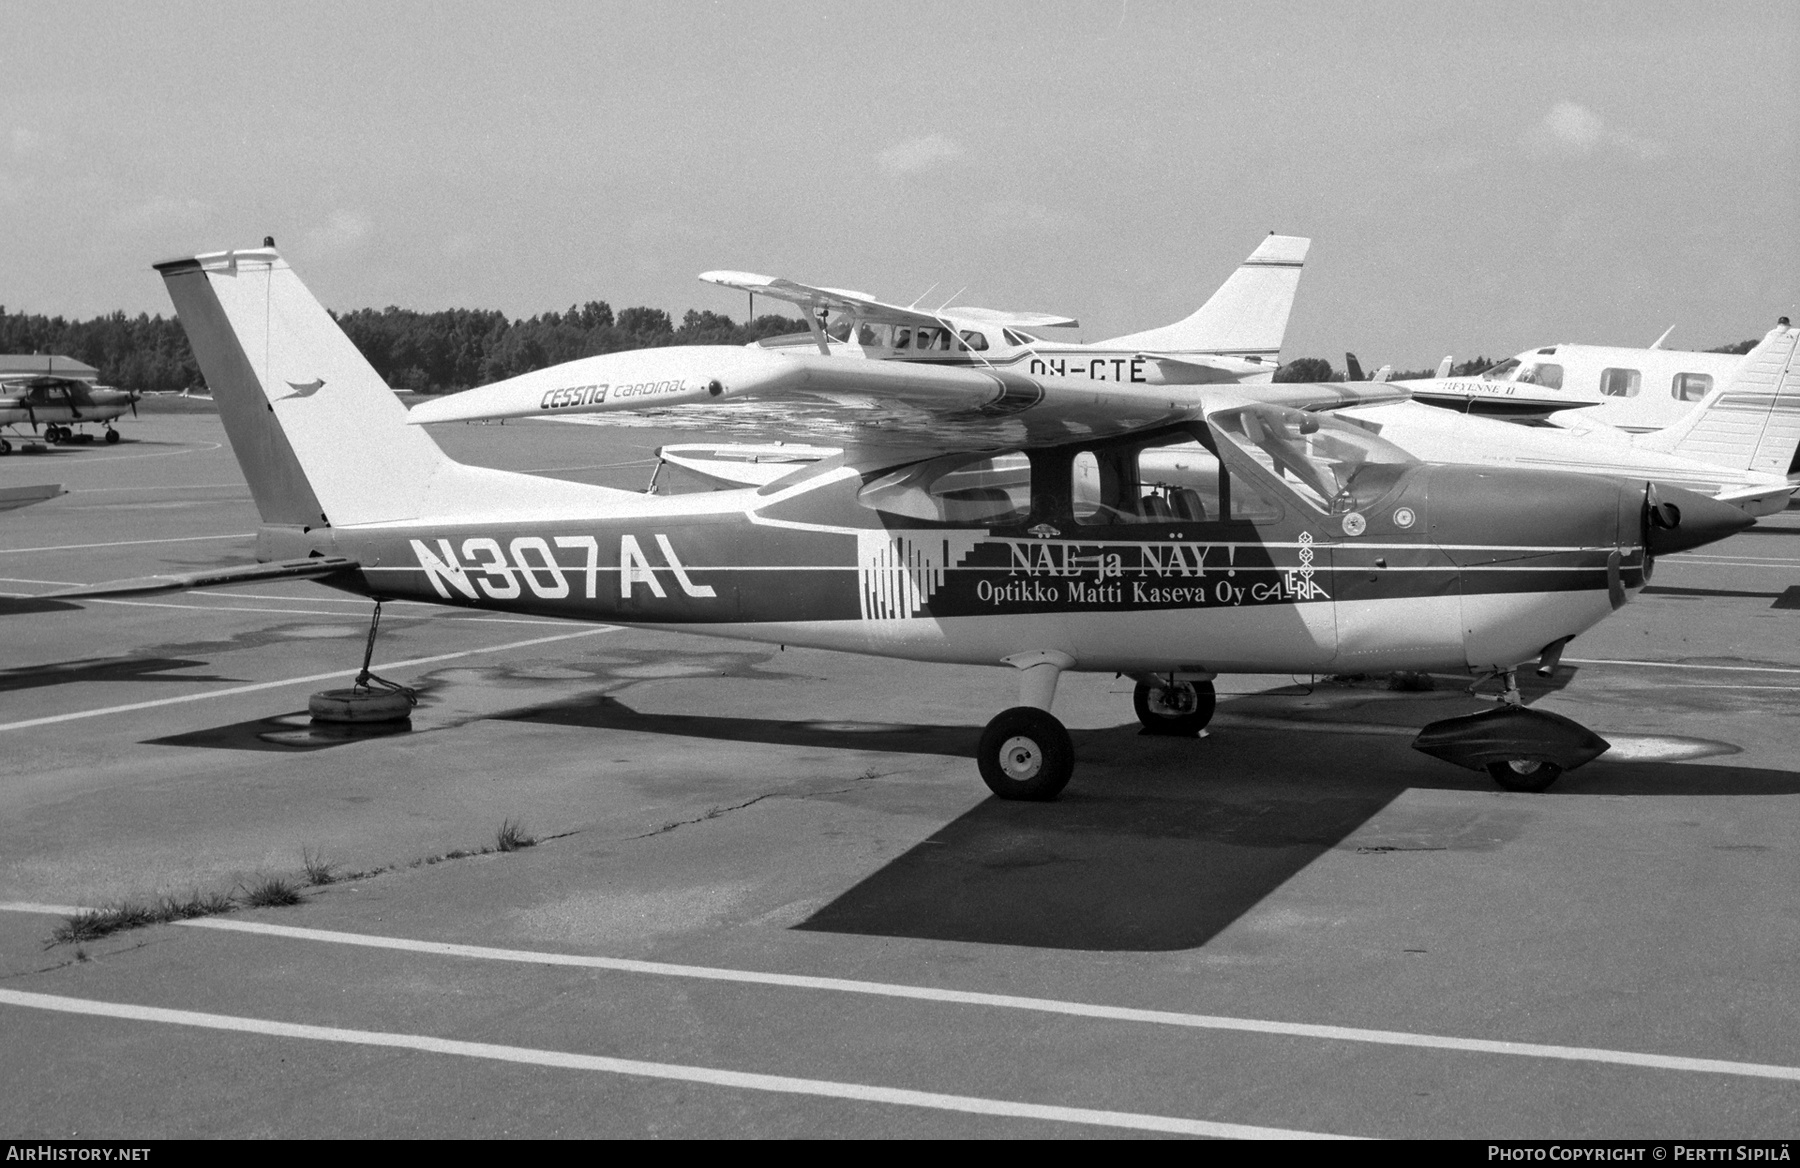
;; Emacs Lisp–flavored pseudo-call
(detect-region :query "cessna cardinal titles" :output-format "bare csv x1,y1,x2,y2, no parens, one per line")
60,246,1754,803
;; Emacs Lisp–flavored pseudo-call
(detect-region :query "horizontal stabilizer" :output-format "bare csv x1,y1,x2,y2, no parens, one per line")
46,555,359,599
0,484,65,512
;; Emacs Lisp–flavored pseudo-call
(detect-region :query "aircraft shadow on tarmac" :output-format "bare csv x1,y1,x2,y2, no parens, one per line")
0,655,235,693
0,596,83,616
507,693,1800,952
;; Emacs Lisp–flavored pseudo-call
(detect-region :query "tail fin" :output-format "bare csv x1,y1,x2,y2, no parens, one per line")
1634,324,1800,474
1344,352,1366,382
1096,234,1310,357
156,247,453,527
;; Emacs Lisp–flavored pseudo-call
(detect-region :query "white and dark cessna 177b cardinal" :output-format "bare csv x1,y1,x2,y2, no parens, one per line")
55,246,1759,801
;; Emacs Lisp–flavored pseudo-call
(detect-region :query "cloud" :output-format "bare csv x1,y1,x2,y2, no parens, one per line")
876,134,964,176
1527,101,1667,161
305,209,372,251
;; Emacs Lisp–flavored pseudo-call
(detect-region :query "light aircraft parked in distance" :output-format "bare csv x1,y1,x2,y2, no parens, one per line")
1382,330,1755,434
1336,326,1800,518
696,233,1311,386
0,369,139,453
56,246,1756,802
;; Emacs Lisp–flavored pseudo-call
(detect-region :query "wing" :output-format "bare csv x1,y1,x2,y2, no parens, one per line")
407,344,1193,460
700,271,1076,331
700,271,947,329
406,347,1408,466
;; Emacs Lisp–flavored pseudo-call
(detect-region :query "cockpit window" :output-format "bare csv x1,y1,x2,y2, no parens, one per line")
1479,358,1521,381
1210,404,1418,515
1518,362,1563,388
858,452,1031,526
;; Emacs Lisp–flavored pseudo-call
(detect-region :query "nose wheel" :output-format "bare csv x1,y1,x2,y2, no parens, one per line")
1133,677,1216,736
978,707,1074,801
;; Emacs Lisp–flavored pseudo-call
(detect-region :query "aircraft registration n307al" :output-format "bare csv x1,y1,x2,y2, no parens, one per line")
56,246,1759,800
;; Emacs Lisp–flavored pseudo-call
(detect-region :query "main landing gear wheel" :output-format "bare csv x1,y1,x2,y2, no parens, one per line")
978,706,1074,801
0,439,10,455
104,428,120,444
1133,677,1216,736
1487,758,1563,793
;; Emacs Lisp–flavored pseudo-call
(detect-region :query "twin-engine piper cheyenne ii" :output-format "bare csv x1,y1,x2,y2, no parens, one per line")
692,233,1311,387
57,246,1756,802
0,369,139,453
1382,334,1754,435
1337,325,1800,519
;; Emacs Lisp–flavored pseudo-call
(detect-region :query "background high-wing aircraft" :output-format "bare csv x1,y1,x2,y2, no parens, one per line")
405,235,1319,459
698,233,1310,386
1336,325,1800,517
1377,332,1755,435
60,246,1754,804
0,372,139,452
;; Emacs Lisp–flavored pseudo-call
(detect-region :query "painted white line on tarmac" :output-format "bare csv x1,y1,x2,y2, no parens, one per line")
0,626,617,733
1567,657,1800,675
0,988,1343,1139
0,533,252,555
3,906,1786,1085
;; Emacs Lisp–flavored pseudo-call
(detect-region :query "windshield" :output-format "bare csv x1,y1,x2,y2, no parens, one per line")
1479,358,1521,381
1210,404,1418,515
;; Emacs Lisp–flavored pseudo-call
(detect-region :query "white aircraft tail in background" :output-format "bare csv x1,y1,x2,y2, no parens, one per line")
1633,324,1800,476
1096,234,1310,360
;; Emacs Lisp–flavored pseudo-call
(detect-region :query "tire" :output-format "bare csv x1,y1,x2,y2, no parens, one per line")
1486,758,1563,793
0,439,10,455
977,706,1074,801
1133,678,1217,735
105,429,121,444
309,687,415,723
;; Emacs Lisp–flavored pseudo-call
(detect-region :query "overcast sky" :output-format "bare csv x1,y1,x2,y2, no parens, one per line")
3,1,1795,367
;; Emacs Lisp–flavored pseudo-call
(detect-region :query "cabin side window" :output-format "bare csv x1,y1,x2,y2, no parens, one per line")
1071,437,1280,526
1599,368,1642,397
958,329,990,352
858,453,1031,526
1672,372,1713,402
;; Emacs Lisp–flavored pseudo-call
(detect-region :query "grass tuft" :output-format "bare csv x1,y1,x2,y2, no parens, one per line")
47,889,238,947
238,876,305,909
301,847,337,887
495,819,536,853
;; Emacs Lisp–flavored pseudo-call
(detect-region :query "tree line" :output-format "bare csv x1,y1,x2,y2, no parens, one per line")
0,301,1763,394
0,302,806,394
